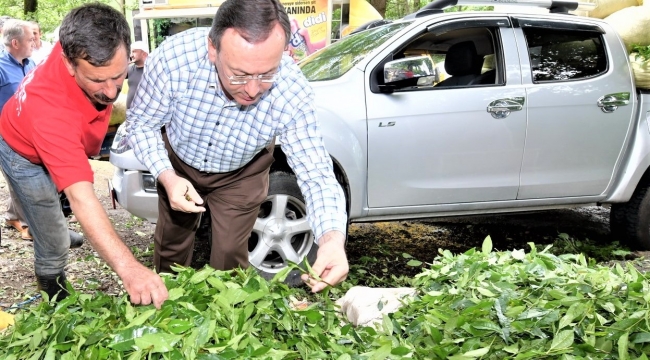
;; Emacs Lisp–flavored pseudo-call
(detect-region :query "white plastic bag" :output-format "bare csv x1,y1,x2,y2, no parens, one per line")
335,286,417,328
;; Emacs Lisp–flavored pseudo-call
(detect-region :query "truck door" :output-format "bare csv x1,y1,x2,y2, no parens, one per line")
514,18,636,199
366,18,527,208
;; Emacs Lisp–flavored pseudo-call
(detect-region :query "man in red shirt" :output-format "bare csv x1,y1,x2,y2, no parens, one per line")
0,3,168,307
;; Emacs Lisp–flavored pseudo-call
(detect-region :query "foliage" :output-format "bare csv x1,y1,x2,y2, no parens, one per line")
383,0,494,19
631,44,650,61
543,232,631,264
0,0,139,40
444,5,494,13
2,238,650,359
384,0,427,19
153,18,172,49
405,238,650,358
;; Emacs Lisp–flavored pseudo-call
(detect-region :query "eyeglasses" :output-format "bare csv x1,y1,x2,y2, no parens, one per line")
226,73,278,85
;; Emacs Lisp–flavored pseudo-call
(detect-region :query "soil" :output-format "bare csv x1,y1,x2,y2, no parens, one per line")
1,160,650,308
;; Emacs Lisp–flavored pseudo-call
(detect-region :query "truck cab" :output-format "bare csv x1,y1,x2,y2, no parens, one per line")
110,0,650,284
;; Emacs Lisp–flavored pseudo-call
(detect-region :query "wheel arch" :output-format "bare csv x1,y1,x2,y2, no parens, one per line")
271,145,351,215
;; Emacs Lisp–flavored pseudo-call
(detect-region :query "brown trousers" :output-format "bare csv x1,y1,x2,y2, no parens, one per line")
154,133,274,273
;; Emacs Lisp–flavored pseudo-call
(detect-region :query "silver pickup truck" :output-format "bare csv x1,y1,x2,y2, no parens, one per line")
109,0,650,282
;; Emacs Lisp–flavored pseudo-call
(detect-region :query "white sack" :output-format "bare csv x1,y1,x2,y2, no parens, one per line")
604,6,650,53
587,0,638,19
335,286,417,328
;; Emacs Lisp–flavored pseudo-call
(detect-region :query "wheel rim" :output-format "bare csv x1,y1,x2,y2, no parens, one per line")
248,193,313,274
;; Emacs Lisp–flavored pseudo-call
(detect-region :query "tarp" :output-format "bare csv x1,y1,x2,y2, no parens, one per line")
341,0,383,37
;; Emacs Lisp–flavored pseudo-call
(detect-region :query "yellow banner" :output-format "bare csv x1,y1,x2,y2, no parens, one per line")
281,0,330,61
341,0,383,37
167,0,222,6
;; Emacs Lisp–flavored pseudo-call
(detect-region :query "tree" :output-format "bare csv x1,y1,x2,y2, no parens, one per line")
383,0,428,19
0,0,135,39
23,0,36,15
370,0,387,17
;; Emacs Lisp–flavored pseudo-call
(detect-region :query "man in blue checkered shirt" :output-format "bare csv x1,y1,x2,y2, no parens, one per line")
126,0,348,292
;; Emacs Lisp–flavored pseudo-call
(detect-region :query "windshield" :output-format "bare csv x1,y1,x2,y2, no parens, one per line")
299,21,413,82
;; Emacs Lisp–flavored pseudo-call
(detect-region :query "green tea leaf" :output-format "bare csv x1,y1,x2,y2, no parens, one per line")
108,326,159,351
125,309,156,329
189,267,215,284
618,332,629,360
167,287,185,301
482,236,493,254
166,319,193,335
134,333,182,353
549,330,573,352
406,259,422,267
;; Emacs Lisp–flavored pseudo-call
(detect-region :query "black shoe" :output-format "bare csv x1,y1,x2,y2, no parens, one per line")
68,229,84,249
36,272,69,302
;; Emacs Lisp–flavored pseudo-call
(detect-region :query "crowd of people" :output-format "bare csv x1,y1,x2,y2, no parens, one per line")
0,0,348,308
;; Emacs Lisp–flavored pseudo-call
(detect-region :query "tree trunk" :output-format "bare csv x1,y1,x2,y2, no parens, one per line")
412,0,423,12
370,0,388,18
24,0,37,15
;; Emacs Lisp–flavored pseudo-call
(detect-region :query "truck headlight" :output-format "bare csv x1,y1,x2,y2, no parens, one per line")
142,173,157,193
110,123,132,154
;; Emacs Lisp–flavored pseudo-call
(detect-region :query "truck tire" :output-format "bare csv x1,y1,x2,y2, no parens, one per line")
610,181,650,250
249,172,318,286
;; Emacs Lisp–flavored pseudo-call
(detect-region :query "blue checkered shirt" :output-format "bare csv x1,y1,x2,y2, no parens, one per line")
126,27,347,240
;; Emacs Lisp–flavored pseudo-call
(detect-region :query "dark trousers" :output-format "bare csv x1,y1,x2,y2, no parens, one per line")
154,133,274,273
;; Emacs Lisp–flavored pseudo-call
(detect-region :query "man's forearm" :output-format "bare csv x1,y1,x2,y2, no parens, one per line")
156,169,177,190
64,182,139,276
318,230,346,245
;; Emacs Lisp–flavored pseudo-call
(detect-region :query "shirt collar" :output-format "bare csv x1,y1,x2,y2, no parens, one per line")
2,49,31,68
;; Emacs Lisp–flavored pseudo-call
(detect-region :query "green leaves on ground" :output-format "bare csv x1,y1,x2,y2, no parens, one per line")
2,239,650,359
405,241,650,358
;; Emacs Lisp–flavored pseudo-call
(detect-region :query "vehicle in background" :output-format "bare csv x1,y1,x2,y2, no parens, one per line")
111,0,650,284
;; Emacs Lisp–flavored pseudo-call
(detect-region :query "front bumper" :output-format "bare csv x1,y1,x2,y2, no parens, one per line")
109,150,159,223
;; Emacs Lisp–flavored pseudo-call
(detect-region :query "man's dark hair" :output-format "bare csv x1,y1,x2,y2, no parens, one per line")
209,0,290,51
59,3,130,67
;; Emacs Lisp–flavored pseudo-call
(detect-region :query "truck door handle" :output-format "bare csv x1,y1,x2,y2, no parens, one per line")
487,97,525,119
597,92,630,113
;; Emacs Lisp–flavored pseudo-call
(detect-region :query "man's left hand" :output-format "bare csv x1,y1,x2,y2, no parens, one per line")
302,230,348,292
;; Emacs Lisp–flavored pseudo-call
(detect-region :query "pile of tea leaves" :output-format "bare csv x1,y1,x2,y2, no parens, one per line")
1,238,650,359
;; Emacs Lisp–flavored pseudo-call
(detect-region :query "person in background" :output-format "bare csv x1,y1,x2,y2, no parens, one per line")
29,21,53,65
126,0,349,293
0,3,168,307
0,16,12,42
1,19,35,241
126,40,148,109
1,19,84,245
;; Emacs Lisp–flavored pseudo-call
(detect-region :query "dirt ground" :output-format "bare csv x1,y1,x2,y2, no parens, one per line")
0,160,154,307
1,160,650,308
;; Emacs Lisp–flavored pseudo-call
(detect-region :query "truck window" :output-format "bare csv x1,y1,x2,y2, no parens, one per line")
523,27,607,82
387,26,503,90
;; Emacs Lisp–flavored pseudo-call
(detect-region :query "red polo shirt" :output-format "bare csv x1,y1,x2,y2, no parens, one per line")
0,42,112,192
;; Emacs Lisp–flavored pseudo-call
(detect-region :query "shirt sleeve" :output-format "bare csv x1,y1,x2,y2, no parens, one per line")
126,50,173,178
279,91,348,242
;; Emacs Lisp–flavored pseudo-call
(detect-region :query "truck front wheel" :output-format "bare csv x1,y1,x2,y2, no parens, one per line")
248,172,318,286
610,181,650,250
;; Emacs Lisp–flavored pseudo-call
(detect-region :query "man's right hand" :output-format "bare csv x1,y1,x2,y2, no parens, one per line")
65,181,171,309
157,170,205,213
117,262,169,309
